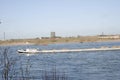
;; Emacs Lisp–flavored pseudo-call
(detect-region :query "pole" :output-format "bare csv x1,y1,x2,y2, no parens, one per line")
4,32,5,41
0,19,1,24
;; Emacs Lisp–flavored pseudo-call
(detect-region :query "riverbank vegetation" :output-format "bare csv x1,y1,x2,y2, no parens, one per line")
0,47,68,80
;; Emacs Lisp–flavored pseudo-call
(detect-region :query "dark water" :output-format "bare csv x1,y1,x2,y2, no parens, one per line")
1,41,120,80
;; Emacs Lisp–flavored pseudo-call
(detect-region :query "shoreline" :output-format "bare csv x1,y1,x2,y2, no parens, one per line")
0,39,120,46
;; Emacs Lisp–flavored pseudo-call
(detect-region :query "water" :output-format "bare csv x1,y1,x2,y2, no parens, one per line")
1,41,120,80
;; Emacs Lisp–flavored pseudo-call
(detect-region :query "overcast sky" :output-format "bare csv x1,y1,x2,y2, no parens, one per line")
0,0,120,40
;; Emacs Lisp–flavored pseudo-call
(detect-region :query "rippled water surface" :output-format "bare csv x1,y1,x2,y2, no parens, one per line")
1,41,120,80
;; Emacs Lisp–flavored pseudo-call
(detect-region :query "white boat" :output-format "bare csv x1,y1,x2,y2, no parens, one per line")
18,47,120,53
18,49,39,53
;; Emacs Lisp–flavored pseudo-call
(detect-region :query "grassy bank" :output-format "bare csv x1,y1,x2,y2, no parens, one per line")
0,36,120,46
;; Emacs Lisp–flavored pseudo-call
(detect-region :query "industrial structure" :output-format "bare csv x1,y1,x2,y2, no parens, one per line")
98,35,120,39
51,32,56,38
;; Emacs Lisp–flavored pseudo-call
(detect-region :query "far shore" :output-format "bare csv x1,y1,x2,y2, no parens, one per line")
0,36,120,46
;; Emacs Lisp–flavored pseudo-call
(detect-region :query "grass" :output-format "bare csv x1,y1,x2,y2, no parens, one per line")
0,36,120,45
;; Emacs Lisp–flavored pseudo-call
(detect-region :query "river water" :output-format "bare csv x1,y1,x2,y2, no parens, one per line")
1,41,120,80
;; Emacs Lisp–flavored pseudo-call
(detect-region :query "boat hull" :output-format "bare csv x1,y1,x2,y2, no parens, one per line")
18,47,120,53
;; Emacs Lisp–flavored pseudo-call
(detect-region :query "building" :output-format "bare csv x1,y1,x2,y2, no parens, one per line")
51,32,56,38
98,35,120,39
41,37,49,39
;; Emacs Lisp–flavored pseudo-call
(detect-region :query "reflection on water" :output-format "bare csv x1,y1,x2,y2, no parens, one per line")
1,42,120,80
26,54,35,56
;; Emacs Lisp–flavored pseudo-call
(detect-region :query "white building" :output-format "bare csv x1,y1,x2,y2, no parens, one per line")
98,35,120,39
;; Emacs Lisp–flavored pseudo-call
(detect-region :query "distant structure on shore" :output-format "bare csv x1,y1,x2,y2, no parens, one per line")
41,32,61,39
98,35,120,39
51,32,56,38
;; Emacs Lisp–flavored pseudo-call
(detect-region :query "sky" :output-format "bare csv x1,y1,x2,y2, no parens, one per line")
0,0,120,40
